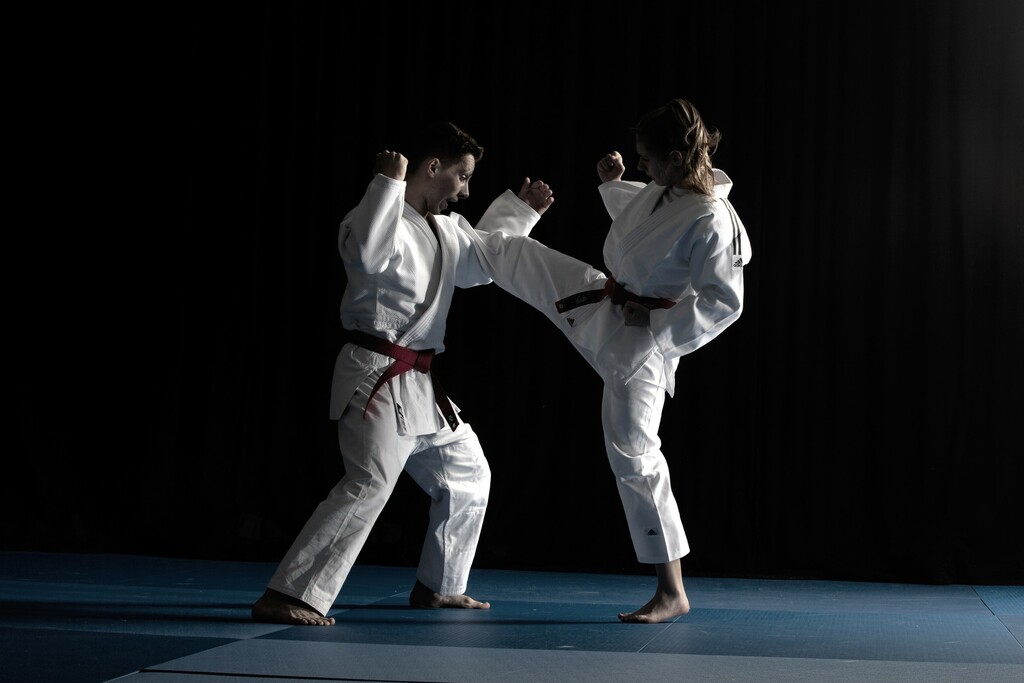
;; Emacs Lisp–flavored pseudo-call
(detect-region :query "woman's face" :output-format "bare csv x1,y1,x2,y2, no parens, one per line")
635,136,685,187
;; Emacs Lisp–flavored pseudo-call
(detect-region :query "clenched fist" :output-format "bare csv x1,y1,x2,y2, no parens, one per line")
597,152,623,183
518,177,554,215
375,150,408,181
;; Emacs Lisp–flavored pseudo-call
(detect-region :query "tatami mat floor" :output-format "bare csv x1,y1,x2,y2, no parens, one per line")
1,551,1021,682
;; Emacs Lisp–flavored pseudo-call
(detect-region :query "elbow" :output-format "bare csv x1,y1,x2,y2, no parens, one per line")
707,283,743,319
727,296,743,318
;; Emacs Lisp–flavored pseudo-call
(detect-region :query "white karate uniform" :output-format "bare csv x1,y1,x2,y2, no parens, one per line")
465,170,752,564
267,174,539,616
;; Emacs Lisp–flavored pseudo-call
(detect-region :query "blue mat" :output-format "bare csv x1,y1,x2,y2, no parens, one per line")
1,552,1021,683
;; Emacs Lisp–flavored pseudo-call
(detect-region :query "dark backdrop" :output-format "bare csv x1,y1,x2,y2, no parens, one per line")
10,1,1023,586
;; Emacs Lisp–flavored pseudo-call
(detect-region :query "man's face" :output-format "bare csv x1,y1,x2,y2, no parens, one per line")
427,154,476,213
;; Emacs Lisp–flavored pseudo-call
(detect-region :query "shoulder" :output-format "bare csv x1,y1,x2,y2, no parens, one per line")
434,212,476,247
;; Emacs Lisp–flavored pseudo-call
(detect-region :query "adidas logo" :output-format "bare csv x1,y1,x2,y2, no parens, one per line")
567,317,576,327
647,529,659,536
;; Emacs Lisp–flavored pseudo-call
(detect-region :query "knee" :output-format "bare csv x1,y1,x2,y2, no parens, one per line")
453,454,490,508
457,453,490,498
606,449,666,484
607,452,643,479
477,457,491,498
477,450,491,479
603,409,663,461
329,470,397,503
456,428,491,495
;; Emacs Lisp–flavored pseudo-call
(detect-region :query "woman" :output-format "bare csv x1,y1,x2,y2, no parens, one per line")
468,98,753,623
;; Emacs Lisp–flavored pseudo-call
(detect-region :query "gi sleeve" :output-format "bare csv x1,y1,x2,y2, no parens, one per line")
338,174,406,274
449,189,541,288
598,180,646,219
648,213,746,361
474,189,541,236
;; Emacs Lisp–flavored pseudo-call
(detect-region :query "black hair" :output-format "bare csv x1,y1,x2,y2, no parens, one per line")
403,121,484,172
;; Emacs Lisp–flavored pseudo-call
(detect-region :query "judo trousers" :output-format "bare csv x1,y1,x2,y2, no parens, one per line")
602,355,689,564
471,231,688,564
267,371,491,616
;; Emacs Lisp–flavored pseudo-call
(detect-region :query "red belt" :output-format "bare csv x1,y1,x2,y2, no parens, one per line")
346,329,459,431
555,276,675,314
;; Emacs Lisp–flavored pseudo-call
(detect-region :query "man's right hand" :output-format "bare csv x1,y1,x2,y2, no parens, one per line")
375,150,408,181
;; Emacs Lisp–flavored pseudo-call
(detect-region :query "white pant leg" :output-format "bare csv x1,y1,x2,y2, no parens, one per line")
601,359,689,565
403,422,490,596
267,373,415,616
471,231,610,376
472,230,607,328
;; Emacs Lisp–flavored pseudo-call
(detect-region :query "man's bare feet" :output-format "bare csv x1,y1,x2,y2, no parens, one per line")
251,588,335,626
617,588,690,623
408,580,491,609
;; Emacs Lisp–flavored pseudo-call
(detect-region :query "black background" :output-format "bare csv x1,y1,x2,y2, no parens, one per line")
10,1,1023,586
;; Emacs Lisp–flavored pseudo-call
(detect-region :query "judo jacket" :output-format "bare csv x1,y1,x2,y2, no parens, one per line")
462,169,752,396
328,173,540,434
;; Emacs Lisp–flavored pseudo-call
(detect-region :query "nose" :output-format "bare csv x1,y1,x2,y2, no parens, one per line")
460,180,470,199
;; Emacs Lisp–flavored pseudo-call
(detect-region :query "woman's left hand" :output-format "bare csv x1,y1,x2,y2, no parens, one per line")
622,301,650,327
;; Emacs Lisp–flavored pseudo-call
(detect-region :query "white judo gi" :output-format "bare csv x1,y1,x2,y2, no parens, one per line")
267,173,540,616
465,170,752,564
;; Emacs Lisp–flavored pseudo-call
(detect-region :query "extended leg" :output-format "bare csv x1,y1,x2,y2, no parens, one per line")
253,373,413,623
470,230,607,331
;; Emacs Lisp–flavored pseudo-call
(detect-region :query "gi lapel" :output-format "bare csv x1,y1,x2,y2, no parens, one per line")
613,183,676,259
398,212,454,347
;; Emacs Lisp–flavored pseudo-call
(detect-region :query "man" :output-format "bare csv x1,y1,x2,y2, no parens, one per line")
252,122,553,625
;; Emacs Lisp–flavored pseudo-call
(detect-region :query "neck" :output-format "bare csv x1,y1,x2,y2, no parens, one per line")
404,186,429,216
672,176,695,191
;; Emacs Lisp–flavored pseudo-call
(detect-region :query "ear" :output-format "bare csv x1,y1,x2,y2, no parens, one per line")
669,150,684,166
425,157,441,177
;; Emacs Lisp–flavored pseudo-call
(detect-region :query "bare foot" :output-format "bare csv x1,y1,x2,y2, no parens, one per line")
617,589,690,624
408,580,491,609
251,588,335,626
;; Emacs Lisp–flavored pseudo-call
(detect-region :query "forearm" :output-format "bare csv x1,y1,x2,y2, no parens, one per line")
338,174,405,273
474,190,540,237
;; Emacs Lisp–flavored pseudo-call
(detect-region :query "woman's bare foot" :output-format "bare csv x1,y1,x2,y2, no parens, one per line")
618,558,690,623
251,588,335,626
409,580,491,609
617,589,690,623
